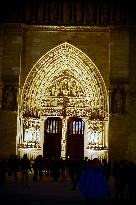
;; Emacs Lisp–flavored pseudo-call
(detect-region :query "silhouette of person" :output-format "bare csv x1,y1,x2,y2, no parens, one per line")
32,156,39,183
7,154,14,176
0,157,7,187
20,154,31,185
12,155,20,182
50,158,60,182
79,158,109,204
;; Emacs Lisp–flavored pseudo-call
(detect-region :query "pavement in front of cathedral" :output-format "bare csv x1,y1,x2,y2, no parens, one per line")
0,172,129,205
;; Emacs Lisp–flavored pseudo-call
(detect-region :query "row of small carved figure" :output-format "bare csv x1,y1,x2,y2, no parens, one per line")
86,145,107,150
17,142,40,149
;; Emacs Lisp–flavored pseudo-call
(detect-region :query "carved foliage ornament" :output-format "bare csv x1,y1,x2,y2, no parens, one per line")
21,42,108,120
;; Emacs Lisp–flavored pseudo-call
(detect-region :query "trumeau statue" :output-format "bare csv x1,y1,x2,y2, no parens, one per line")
2,82,18,112
110,87,127,115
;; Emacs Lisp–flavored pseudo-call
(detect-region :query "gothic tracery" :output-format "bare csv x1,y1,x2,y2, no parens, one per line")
18,42,109,160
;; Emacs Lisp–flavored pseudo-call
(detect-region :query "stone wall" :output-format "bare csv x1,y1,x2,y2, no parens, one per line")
0,112,17,158
0,24,135,162
20,26,110,89
127,29,136,162
108,29,129,162
0,26,21,158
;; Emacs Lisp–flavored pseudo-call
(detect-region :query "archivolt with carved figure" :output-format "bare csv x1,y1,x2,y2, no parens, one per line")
17,42,109,161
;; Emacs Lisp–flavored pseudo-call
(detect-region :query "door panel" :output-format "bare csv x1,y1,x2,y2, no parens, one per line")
66,117,84,160
44,117,62,159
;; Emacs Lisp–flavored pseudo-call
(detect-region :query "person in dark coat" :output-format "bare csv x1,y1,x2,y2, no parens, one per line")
50,158,60,182
12,155,20,182
127,161,136,201
79,158,109,204
32,156,39,183
20,154,31,185
0,157,7,187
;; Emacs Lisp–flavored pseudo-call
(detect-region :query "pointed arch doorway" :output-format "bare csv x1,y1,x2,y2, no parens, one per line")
17,42,109,161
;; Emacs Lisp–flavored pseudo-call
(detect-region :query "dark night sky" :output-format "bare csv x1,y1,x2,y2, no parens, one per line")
0,0,136,25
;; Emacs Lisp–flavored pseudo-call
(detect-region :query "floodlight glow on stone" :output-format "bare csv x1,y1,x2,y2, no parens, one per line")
17,42,109,160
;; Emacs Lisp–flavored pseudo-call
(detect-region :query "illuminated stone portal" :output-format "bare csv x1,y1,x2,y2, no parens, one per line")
17,42,109,161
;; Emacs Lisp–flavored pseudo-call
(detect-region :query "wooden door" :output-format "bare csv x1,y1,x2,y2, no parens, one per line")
44,117,62,159
66,117,84,161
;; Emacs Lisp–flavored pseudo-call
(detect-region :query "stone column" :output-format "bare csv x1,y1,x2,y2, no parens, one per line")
127,29,136,162
40,116,46,156
61,117,67,159
0,28,3,109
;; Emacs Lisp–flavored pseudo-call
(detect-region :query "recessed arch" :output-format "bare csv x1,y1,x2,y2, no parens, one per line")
17,42,109,160
21,42,108,119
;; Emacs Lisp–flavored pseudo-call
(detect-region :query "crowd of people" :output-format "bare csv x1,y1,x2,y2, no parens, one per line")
0,154,136,202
